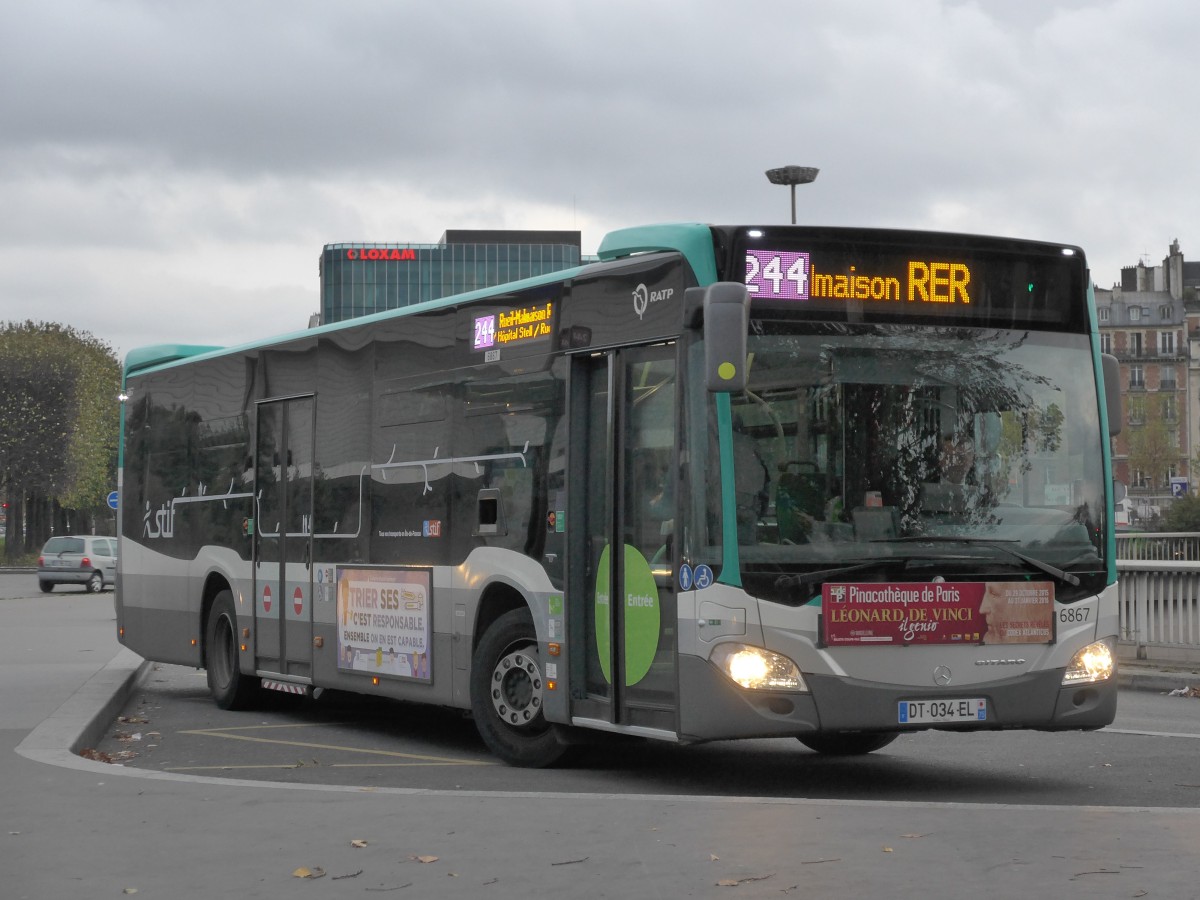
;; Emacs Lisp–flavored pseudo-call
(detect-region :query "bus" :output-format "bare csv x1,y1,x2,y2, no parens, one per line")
115,223,1121,766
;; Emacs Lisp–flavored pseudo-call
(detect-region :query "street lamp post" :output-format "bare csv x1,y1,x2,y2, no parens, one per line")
765,165,819,224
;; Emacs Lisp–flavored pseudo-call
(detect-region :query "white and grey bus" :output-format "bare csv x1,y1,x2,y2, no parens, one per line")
116,223,1121,766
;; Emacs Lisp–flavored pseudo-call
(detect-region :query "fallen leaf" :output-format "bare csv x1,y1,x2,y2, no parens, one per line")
414,855,439,864
717,874,774,887
882,847,894,853
122,890,138,895
901,833,929,839
710,854,720,862
351,839,369,848
292,866,326,879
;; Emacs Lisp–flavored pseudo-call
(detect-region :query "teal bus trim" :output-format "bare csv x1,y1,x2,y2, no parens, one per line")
598,224,719,286
1085,278,1119,584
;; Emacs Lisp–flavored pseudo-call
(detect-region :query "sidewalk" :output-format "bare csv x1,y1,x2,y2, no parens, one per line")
1117,657,1200,694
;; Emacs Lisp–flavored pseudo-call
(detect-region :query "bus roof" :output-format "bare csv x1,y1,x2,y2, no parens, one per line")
124,223,721,378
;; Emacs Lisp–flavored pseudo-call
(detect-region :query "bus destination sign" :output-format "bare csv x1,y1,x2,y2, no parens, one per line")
473,300,555,351
746,248,972,306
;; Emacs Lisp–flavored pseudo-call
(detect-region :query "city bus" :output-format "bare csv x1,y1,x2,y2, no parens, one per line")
115,223,1121,766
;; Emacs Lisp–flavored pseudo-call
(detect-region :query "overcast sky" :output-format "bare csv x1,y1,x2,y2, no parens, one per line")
1,0,1195,359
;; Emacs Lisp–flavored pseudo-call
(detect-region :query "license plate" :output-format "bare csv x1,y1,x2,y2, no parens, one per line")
898,698,987,725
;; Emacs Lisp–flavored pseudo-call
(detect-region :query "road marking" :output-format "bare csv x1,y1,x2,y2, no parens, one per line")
1104,727,1200,739
178,723,494,766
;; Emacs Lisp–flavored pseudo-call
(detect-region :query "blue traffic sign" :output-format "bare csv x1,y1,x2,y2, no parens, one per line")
107,491,119,510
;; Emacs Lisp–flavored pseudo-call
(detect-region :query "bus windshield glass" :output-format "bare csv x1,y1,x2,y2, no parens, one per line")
712,323,1107,603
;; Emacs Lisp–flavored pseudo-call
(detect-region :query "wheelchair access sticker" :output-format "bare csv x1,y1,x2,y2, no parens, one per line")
680,564,714,591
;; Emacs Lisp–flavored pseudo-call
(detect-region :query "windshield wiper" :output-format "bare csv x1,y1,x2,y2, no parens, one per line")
775,559,906,602
876,536,1080,587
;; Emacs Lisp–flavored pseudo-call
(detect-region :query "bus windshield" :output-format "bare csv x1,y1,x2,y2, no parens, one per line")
711,323,1107,602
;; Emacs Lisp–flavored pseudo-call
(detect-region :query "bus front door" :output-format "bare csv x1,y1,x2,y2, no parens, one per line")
253,396,315,681
572,345,678,735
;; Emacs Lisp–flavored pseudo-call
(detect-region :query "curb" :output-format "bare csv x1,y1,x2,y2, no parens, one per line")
15,648,148,762
1118,669,1200,694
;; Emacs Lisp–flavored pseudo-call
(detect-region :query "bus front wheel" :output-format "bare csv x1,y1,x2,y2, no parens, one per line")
797,732,898,755
470,608,567,768
205,590,258,710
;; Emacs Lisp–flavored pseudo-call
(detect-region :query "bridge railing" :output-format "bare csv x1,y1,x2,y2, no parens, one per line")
1116,532,1200,562
1117,533,1200,664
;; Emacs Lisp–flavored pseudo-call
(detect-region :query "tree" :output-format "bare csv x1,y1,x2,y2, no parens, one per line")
1165,494,1200,532
0,322,121,559
1126,396,1177,496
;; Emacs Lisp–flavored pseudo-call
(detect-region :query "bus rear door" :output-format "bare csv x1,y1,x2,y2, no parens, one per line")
253,396,315,681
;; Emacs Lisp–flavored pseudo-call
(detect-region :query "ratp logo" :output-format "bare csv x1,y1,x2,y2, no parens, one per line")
632,284,674,319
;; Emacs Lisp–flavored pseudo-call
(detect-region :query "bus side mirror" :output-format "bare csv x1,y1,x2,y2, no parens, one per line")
704,282,750,392
1101,353,1121,436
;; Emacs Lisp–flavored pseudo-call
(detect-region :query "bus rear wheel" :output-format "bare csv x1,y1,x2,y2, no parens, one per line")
205,590,258,710
470,608,567,767
797,732,898,755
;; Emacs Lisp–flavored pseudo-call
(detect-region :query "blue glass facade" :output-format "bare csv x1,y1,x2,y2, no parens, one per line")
319,230,583,324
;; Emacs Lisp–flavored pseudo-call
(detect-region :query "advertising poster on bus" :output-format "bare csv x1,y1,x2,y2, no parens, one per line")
336,567,431,681
822,581,1054,646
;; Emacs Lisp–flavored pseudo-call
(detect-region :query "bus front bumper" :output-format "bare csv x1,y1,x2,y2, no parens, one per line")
678,655,1117,742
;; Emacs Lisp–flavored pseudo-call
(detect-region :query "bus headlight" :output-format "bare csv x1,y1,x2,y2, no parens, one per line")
710,643,808,692
1062,640,1115,685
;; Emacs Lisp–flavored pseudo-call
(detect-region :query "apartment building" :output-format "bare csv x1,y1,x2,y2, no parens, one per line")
1097,240,1200,524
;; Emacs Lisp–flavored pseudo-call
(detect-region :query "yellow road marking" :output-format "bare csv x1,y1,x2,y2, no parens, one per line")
178,725,493,766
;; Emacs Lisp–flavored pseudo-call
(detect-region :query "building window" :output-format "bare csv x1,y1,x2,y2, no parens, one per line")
1129,332,1143,356
1098,307,1110,322
1161,365,1177,392
1160,305,1171,320
1129,306,1142,322
1133,468,1149,489
1162,394,1177,422
1130,365,1145,389
1128,396,1145,425
1159,331,1175,355
1100,333,1112,354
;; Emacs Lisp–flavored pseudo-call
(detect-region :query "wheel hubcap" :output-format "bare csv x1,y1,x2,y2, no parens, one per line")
489,646,543,727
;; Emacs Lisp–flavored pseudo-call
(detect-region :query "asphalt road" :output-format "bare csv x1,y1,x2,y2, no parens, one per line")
94,659,1200,807
8,571,1200,900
